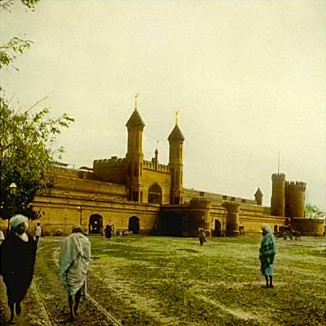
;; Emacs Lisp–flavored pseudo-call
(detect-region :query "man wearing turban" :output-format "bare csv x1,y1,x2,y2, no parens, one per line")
59,225,91,321
0,214,37,323
259,224,276,288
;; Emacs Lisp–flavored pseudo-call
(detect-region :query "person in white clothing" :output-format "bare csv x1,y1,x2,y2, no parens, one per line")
34,222,42,243
59,225,91,321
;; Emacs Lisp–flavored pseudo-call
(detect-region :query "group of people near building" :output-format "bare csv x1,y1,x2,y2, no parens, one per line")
0,214,276,324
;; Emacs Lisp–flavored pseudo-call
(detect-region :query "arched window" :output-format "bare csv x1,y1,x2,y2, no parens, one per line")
148,183,162,204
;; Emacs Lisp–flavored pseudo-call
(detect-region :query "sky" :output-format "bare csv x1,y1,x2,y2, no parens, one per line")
1,0,326,210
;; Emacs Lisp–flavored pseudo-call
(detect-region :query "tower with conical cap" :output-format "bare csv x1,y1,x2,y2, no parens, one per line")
125,101,145,202
168,114,185,205
254,187,263,205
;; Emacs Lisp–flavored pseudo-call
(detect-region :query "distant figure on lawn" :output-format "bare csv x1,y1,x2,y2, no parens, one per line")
34,222,42,243
259,224,276,288
59,225,91,321
105,224,112,239
0,214,37,324
198,228,206,246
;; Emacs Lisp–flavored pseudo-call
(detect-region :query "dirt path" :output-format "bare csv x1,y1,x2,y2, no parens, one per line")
0,240,122,326
34,241,122,326
0,276,53,325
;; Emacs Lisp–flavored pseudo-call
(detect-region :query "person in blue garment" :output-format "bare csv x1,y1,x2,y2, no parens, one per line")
259,224,276,288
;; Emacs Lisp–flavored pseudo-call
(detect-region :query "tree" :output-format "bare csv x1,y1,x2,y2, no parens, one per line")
305,203,324,219
0,0,39,11
0,0,74,220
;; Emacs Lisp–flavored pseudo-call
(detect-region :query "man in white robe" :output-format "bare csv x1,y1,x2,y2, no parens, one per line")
59,225,91,321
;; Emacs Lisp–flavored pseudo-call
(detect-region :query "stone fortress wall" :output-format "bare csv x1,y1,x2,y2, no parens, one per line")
2,107,322,237
21,166,319,237
285,181,306,218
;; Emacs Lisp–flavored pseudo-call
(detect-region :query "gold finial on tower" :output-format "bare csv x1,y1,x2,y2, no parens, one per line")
175,110,180,125
135,93,139,110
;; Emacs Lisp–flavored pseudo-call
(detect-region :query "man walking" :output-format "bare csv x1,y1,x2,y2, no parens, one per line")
0,214,37,324
198,228,206,246
59,225,91,321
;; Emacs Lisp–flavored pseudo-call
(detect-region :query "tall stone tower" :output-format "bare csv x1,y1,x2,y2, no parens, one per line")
271,173,286,216
285,181,306,217
168,119,185,205
126,108,145,202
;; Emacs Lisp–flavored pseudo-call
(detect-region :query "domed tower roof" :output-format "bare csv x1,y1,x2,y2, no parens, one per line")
168,124,185,142
126,109,145,128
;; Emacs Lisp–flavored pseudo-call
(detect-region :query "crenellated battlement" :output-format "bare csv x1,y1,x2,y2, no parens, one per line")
271,172,306,217
93,156,126,168
285,181,306,192
143,160,170,172
189,198,211,209
271,173,286,182
284,180,306,217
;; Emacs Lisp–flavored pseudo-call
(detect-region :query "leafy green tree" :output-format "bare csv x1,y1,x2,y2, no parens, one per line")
0,0,39,70
0,0,39,10
0,0,74,220
305,203,324,219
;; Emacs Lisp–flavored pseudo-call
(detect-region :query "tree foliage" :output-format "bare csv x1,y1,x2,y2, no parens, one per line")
0,0,39,11
0,0,74,219
0,37,32,70
0,0,38,68
305,203,324,219
0,99,74,219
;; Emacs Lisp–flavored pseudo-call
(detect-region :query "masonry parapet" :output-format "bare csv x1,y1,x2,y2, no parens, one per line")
183,188,256,205
93,156,126,168
272,173,286,181
189,197,211,209
143,160,170,172
285,180,306,218
50,166,93,179
285,181,306,192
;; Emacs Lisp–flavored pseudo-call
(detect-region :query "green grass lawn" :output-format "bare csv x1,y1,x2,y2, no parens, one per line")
86,235,326,325
3,235,323,325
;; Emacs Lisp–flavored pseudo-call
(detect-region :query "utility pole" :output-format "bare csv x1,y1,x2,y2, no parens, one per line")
77,206,83,226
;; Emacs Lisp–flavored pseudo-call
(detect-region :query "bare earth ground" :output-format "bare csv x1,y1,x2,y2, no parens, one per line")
0,235,325,326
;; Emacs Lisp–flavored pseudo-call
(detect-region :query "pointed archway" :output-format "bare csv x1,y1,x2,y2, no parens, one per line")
89,214,103,234
128,216,140,234
148,183,162,204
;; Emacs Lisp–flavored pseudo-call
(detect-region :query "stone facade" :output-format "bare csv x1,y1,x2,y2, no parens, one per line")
3,107,321,236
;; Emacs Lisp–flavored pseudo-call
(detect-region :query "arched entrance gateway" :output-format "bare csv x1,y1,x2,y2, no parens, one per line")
214,220,221,237
128,216,140,234
89,214,103,234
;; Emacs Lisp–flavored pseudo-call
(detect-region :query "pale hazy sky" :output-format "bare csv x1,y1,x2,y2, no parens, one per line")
1,0,326,210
